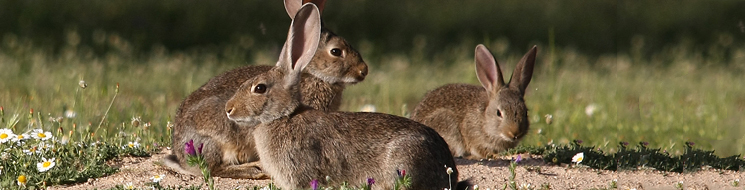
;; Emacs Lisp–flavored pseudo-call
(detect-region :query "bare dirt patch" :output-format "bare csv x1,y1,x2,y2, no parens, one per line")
49,149,744,190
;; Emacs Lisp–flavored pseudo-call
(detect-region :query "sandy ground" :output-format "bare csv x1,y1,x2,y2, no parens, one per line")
48,149,745,190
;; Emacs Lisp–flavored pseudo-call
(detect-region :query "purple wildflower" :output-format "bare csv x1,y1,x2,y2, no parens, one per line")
197,142,204,154
575,139,583,144
367,177,375,186
621,141,629,146
515,155,523,163
642,141,649,146
185,139,196,156
686,141,695,146
310,179,319,190
397,169,406,178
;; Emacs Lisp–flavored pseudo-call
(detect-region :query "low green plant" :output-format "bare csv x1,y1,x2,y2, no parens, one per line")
539,140,745,173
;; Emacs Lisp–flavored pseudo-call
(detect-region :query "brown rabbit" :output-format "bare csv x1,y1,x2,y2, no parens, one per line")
224,5,468,190
410,44,537,159
163,0,368,179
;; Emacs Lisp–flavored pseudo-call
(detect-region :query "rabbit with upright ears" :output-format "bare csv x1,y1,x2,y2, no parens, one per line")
224,4,469,189
410,44,537,159
163,0,368,179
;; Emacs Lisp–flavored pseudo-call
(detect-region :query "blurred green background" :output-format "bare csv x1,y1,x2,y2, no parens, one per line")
2,0,743,57
1,0,744,156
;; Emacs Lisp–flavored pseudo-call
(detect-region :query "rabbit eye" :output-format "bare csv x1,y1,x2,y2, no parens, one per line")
496,110,502,117
252,84,267,94
330,48,342,57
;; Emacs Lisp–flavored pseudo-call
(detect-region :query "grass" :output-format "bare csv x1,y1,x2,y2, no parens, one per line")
1,34,745,189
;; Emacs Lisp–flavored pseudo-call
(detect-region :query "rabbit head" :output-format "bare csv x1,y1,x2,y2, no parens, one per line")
475,44,536,145
283,0,368,85
225,3,320,125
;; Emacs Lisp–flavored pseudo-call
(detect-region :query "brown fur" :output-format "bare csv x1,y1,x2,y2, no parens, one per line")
164,1,367,179
224,7,465,189
410,44,537,159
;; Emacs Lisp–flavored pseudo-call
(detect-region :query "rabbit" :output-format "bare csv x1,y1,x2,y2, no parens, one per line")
410,44,537,159
163,0,368,179
223,5,469,190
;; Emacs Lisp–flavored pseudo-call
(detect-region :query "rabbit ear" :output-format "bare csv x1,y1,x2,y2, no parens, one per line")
508,45,537,95
278,3,321,85
285,0,326,19
475,44,505,92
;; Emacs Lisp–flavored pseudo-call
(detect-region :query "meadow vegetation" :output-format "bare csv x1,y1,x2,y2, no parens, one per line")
1,9,745,189
1,29,745,188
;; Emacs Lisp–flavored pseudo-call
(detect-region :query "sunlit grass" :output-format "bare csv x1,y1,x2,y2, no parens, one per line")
343,40,745,157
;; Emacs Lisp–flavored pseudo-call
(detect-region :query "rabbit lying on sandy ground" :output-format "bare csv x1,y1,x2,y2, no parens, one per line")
411,44,537,159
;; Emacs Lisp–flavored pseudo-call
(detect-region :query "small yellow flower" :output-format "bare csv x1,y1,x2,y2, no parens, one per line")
17,175,27,186
31,129,53,141
127,141,141,149
13,132,30,143
150,174,165,183
123,182,135,189
37,157,56,172
0,128,16,143
572,152,584,164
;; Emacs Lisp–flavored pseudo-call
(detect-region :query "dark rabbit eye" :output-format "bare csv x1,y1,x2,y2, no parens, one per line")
330,48,342,57
496,110,502,117
253,84,267,94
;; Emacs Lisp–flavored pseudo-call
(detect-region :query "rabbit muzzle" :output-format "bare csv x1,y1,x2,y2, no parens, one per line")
342,62,368,84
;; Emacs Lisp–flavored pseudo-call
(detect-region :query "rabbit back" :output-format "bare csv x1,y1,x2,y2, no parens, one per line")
254,109,458,189
411,84,499,158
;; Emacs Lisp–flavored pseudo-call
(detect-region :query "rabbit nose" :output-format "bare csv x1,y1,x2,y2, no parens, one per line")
356,64,368,80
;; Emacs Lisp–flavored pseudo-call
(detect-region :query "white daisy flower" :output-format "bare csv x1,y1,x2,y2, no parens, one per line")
24,147,41,155
13,132,30,142
17,175,27,187
585,104,598,117
359,104,377,112
150,174,165,183
125,141,141,149
37,157,56,172
123,182,135,189
519,183,531,190
0,128,16,143
65,110,77,118
38,142,54,151
572,152,584,164
12,132,30,145
30,129,53,141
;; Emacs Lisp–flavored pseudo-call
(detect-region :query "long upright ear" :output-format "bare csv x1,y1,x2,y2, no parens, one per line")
475,44,505,92
285,0,326,19
508,45,537,94
278,3,321,86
